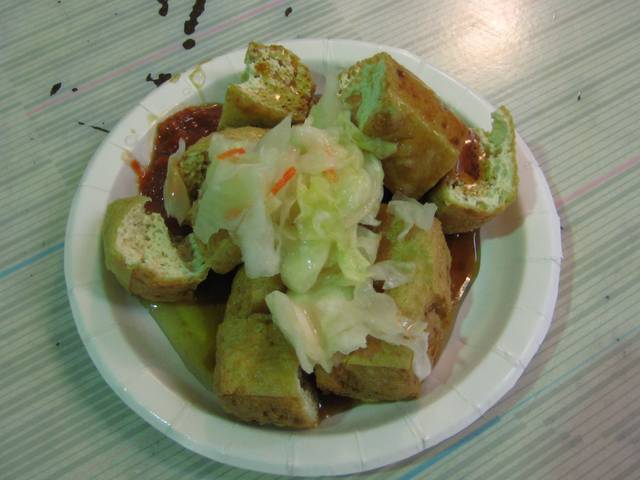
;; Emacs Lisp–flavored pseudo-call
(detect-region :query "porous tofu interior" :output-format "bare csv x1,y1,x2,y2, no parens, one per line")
442,107,517,212
116,201,203,279
239,44,311,114
341,60,386,129
178,136,210,199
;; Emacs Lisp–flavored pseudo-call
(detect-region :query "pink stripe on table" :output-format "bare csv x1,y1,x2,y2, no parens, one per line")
26,0,285,117
555,156,639,208
193,0,285,40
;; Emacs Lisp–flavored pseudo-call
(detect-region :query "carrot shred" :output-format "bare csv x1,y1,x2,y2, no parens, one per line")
217,147,246,160
129,159,145,182
271,167,297,195
323,168,337,182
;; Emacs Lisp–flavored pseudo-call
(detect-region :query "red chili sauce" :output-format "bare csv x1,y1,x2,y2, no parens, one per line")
133,104,223,233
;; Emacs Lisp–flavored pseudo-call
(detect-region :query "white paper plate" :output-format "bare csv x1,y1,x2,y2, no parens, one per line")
64,39,562,476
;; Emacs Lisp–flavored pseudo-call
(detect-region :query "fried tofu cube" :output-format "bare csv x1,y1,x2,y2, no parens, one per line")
315,208,452,401
339,52,469,198
201,230,241,275
378,209,452,329
213,268,319,428
315,336,419,402
214,313,319,428
219,42,316,129
223,267,285,319
429,106,519,233
102,196,209,302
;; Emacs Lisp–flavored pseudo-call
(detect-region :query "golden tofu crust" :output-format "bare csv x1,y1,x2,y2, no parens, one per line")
315,209,453,401
214,313,319,428
219,42,316,128
102,196,209,302
340,52,469,198
315,337,420,401
429,106,519,233
213,269,319,428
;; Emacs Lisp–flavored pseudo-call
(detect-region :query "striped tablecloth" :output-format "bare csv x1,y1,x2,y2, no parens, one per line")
2,1,638,478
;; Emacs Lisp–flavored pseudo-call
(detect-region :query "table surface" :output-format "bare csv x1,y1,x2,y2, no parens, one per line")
2,1,639,479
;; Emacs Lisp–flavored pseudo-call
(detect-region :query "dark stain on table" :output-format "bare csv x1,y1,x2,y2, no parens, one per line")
157,0,169,17
77,121,110,134
50,82,62,96
182,0,207,49
146,73,172,87
184,0,206,34
153,0,207,50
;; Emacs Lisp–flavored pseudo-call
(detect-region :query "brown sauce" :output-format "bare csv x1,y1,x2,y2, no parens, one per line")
318,392,359,420
446,230,481,304
455,131,484,185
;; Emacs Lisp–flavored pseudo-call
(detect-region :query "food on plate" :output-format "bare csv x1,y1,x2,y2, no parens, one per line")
102,196,209,301
223,266,284,318
145,302,224,388
377,207,452,343
201,230,242,274
428,106,519,233
218,41,316,129
173,127,269,273
214,268,319,428
177,127,267,202
338,52,469,198
215,313,319,428
315,207,452,401
102,42,518,429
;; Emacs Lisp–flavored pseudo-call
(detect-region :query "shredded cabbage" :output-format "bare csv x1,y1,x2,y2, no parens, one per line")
163,139,190,224
265,281,431,379
236,198,279,277
388,193,438,240
264,290,329,373
280,240,331,294
194,163,262,239
368,260,415,289
193,118,294,278
356,226,380,263
192,75,435,380
308,70,341,130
